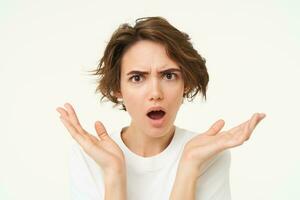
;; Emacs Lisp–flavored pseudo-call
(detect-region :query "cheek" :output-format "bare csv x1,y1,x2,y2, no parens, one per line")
167,83,184,100
122,88,145,112
165,88,184,109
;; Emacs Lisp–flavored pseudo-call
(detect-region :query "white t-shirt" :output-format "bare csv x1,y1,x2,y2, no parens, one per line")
69,125,231,200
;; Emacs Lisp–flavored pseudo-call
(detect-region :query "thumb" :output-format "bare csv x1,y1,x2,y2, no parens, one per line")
95,121,109,140
205,119,225,136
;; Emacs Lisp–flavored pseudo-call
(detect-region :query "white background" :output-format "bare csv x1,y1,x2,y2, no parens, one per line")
1,0,299,199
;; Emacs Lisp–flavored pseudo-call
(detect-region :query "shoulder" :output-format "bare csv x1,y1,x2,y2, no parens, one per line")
69,141,101,177
176,127,231,199
69,141,90,165
69,142,105,199
69,142,84,165
69,141,105,173
195,149,231,199
203,149,231,175
174,126,198,144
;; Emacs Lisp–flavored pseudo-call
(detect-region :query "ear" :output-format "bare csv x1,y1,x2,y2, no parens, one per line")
114,91,123,99
183,86,189,96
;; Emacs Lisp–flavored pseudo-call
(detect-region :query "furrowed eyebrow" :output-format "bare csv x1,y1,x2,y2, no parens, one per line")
126,68,181,76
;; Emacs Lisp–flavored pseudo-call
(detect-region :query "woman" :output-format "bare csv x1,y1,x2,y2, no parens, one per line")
56,16,265,200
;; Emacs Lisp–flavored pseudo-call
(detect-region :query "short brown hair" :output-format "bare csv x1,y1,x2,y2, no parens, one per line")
88,16,209,110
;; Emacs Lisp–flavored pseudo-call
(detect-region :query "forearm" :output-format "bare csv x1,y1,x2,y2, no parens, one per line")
104,174,127,200
169,169,198,200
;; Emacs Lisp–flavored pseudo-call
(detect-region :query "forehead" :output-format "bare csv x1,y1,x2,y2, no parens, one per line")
121,40,180,72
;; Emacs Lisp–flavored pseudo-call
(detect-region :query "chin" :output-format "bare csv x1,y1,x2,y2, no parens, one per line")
145,124,173,138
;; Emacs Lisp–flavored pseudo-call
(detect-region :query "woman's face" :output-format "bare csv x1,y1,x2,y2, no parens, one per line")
117,40,185,137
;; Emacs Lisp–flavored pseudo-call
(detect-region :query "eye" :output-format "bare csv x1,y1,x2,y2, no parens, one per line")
129,74,143,83
163,72,177,80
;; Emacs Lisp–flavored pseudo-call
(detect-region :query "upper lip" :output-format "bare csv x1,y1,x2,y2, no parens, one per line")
146,106,166,114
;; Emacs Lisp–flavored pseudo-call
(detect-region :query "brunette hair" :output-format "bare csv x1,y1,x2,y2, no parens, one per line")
88,16,209,111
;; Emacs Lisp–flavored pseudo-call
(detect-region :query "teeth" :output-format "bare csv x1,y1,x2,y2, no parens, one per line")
150,110,162,113
147,110,165,119
147,110,164,115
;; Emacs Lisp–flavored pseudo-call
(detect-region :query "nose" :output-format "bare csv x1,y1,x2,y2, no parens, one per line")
148,78,164,101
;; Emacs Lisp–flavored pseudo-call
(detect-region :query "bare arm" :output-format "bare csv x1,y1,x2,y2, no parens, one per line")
104,174,127,200
169,168,197,200
57,102,127,200
170,113,265,199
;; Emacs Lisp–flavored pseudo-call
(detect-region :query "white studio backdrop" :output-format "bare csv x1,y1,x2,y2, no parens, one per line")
0,0,299,199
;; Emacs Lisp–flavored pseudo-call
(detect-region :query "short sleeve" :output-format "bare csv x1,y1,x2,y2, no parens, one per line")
69,143,105,200
195,150,231,200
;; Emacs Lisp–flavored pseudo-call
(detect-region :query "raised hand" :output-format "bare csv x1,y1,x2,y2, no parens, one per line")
178,112,266,178
56,103,126,178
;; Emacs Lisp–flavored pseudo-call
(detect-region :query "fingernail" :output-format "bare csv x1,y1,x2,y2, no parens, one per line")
260,113,266,118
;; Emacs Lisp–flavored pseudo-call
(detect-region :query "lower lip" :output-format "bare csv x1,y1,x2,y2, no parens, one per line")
147,113,166,128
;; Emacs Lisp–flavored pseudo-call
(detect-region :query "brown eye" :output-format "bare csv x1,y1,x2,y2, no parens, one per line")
164,72,177,80
130,75,143,83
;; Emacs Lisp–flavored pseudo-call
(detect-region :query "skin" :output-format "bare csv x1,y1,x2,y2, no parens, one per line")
115,40,185,157
57,104,127,200
56,40,266,199
169,113,265,199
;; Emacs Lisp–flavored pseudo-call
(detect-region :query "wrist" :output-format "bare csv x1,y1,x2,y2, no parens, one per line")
177,160,201,181
104,171,127,185
177,165,198,183
170,167,198,200
104,173,127,200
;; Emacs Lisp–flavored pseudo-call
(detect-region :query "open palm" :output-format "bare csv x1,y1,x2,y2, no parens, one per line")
180,113,266,177
56,103,125,176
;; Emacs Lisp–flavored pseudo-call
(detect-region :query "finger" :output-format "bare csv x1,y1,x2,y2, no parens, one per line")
56,107,69,118
60,115,99,147
95,121,109,140
220,113,266,148
239,118,252,142
249,113,266,132
57,104,87,136
63,103,85,133
59,115,86,145
205,119,225,136
229,112,266,134
221,119,252,148
228,115,255,145
235,113,266,143
227,119,249,134
57,106,88,137
260,113,266,119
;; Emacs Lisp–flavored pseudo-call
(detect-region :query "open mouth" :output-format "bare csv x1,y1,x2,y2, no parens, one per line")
146,110,166,120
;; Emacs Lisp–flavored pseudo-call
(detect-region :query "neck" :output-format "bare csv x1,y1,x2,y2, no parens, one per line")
121,124,176,157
